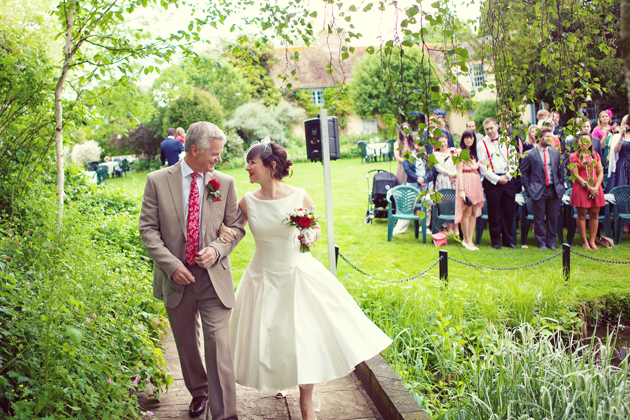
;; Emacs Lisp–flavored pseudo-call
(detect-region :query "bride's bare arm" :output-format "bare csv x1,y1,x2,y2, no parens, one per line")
217,197,247,243
302,192,321,244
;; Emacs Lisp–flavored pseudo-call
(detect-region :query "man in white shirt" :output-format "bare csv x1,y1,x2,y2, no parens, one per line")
477,118,518,249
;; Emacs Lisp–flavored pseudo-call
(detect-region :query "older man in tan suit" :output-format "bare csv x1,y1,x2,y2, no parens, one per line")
139,121,245,419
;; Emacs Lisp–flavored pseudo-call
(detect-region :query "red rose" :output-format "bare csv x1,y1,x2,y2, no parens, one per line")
298,216,312,228
216,198,221,202
209,179,220,190
290,215,299,223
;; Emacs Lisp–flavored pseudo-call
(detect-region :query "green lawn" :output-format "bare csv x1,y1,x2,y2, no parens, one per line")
108,157,630,302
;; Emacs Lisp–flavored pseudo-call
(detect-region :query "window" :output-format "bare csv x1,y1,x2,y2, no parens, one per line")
361,118,378,135
311,89,325,107
471,64,485,89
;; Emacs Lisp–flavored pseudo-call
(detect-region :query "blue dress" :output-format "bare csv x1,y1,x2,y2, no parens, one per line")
605,141,630,193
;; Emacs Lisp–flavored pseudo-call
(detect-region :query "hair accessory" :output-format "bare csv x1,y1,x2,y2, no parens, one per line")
606,108,613,118
244,136,273,163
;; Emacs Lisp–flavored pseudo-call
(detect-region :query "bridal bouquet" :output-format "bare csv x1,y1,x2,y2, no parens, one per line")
283,207,318,253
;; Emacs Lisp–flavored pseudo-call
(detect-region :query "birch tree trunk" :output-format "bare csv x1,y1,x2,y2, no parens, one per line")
54,1,76,228
622,0,630,115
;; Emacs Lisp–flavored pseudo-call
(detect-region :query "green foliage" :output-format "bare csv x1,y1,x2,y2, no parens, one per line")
0,170,170,418
225,101,305,146
162,88,225,135
79,80,156,156
221,38,282,106
0,24,56,212
151,56,251,118
472,100,497,131
348,46,442,120
289,88,352,132
121,125,163,161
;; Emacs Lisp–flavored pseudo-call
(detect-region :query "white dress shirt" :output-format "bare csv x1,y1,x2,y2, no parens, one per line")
477,136,518,184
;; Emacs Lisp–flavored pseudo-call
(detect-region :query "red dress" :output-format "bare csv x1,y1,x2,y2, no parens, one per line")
570,152,605,208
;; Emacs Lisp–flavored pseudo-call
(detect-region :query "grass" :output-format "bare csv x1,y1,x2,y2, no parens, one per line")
108,157,630,301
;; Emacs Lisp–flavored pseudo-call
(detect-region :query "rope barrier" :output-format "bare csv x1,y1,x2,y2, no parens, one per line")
569,249,630,264
449,252,562,270
338,252,441,283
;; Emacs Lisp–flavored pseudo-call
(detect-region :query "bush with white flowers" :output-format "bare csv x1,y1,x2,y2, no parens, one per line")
71,140,102,166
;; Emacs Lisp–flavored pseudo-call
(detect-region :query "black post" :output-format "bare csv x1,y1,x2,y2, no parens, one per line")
439,249,448,282
562,243,570,281
335,245,339,267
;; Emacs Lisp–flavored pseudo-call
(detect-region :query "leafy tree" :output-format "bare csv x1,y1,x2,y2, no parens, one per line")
289,87,352,132
473,100,498,131
151,56,251,118
162,88,225,133
81,79,156,156
221,38,282,106
122,124,163,160
348,46,441,120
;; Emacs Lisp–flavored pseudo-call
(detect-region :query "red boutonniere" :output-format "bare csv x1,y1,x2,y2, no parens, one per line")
206,179,222,202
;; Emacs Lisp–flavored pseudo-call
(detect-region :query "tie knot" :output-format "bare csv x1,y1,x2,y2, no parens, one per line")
191,172,198,181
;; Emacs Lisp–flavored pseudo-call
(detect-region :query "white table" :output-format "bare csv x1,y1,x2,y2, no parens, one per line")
99,161,120,175
365,142,390,160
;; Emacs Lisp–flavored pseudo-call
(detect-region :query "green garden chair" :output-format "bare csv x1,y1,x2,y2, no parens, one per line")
386,139,397,162
357,141,375,163
609,186,630,244
96,167,108,185
431,189,456,233
386,185,427,243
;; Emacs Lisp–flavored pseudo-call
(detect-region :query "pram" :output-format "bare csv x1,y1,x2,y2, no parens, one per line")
364,169,398,224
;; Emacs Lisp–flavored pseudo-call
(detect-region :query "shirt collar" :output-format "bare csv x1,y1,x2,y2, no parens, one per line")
180,158,199,180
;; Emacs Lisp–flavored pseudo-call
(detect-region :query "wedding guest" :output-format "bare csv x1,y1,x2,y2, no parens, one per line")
524,125,538,152
160,127,184,167
611,119,621,135
520,128,566,250
466,120,485,143
394,122,416,185
477,118,518,249
606,114,630,233
536,109,550,127
455,130,484,251
434,136,458,234
176,127,186,144
592,110,613,172
392,143,434,235
570,133,605,250
540,118,561,149
552,111,565,140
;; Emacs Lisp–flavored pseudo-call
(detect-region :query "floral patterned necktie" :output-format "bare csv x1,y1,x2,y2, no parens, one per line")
185,172,200,266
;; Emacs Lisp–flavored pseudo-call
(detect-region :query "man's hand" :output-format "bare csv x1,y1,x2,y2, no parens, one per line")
497,175,508,185
195,246,218,269
172,265,195,285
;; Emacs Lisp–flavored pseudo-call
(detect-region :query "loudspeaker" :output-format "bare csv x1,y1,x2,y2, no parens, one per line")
304,116,340,162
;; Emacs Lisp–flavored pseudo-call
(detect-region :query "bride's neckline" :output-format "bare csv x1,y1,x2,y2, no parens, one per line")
248,188,300,202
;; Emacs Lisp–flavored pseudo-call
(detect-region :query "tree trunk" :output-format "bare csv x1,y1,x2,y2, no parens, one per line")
622,0,630,115
54,2,76,228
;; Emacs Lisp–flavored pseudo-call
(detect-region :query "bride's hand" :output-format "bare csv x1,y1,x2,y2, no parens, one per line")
218,225,237,243
298,230,313,248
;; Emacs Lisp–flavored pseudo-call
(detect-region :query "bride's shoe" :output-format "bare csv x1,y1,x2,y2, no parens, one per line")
313,395,321,412
275,389,288,399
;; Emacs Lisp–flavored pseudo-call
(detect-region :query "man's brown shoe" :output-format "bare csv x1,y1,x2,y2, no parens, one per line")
189,396,208,418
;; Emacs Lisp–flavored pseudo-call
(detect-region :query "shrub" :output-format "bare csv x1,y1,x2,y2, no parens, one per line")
162,88,225,135
226,101,306,146
70,140,102,165
0,171,170,418
473,100,498,131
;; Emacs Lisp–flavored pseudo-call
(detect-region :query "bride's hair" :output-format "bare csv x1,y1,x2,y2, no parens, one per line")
246,142,293,180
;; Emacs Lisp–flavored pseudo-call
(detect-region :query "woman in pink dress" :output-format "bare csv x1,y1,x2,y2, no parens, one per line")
570,133,605,250
394,123,415,185
455,130,485,251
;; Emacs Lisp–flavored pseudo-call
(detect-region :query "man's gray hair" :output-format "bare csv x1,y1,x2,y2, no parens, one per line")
185,122,226,153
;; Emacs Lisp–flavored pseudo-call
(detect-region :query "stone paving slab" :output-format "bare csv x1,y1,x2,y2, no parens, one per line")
140,328,383,420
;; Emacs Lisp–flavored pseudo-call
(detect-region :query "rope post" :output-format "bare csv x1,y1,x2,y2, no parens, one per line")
439,249,448,282
335,245,339,267
562,243,570,281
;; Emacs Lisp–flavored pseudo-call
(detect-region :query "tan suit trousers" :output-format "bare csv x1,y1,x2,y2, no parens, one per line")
165,265,237,420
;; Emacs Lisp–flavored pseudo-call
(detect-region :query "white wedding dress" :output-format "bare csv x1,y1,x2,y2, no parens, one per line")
229,188,392,390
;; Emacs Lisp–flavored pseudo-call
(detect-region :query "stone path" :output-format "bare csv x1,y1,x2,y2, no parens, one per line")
139,328,384,420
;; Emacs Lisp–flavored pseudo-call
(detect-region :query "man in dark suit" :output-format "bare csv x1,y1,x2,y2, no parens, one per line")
520,127,566,250
161,127,185,166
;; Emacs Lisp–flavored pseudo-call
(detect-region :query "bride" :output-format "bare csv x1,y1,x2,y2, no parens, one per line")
219,141,392,419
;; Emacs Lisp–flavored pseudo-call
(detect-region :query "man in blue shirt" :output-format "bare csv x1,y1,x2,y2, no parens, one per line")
161,127,185,166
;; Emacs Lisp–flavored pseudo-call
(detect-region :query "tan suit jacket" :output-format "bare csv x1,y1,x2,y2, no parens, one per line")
139,162,245,309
